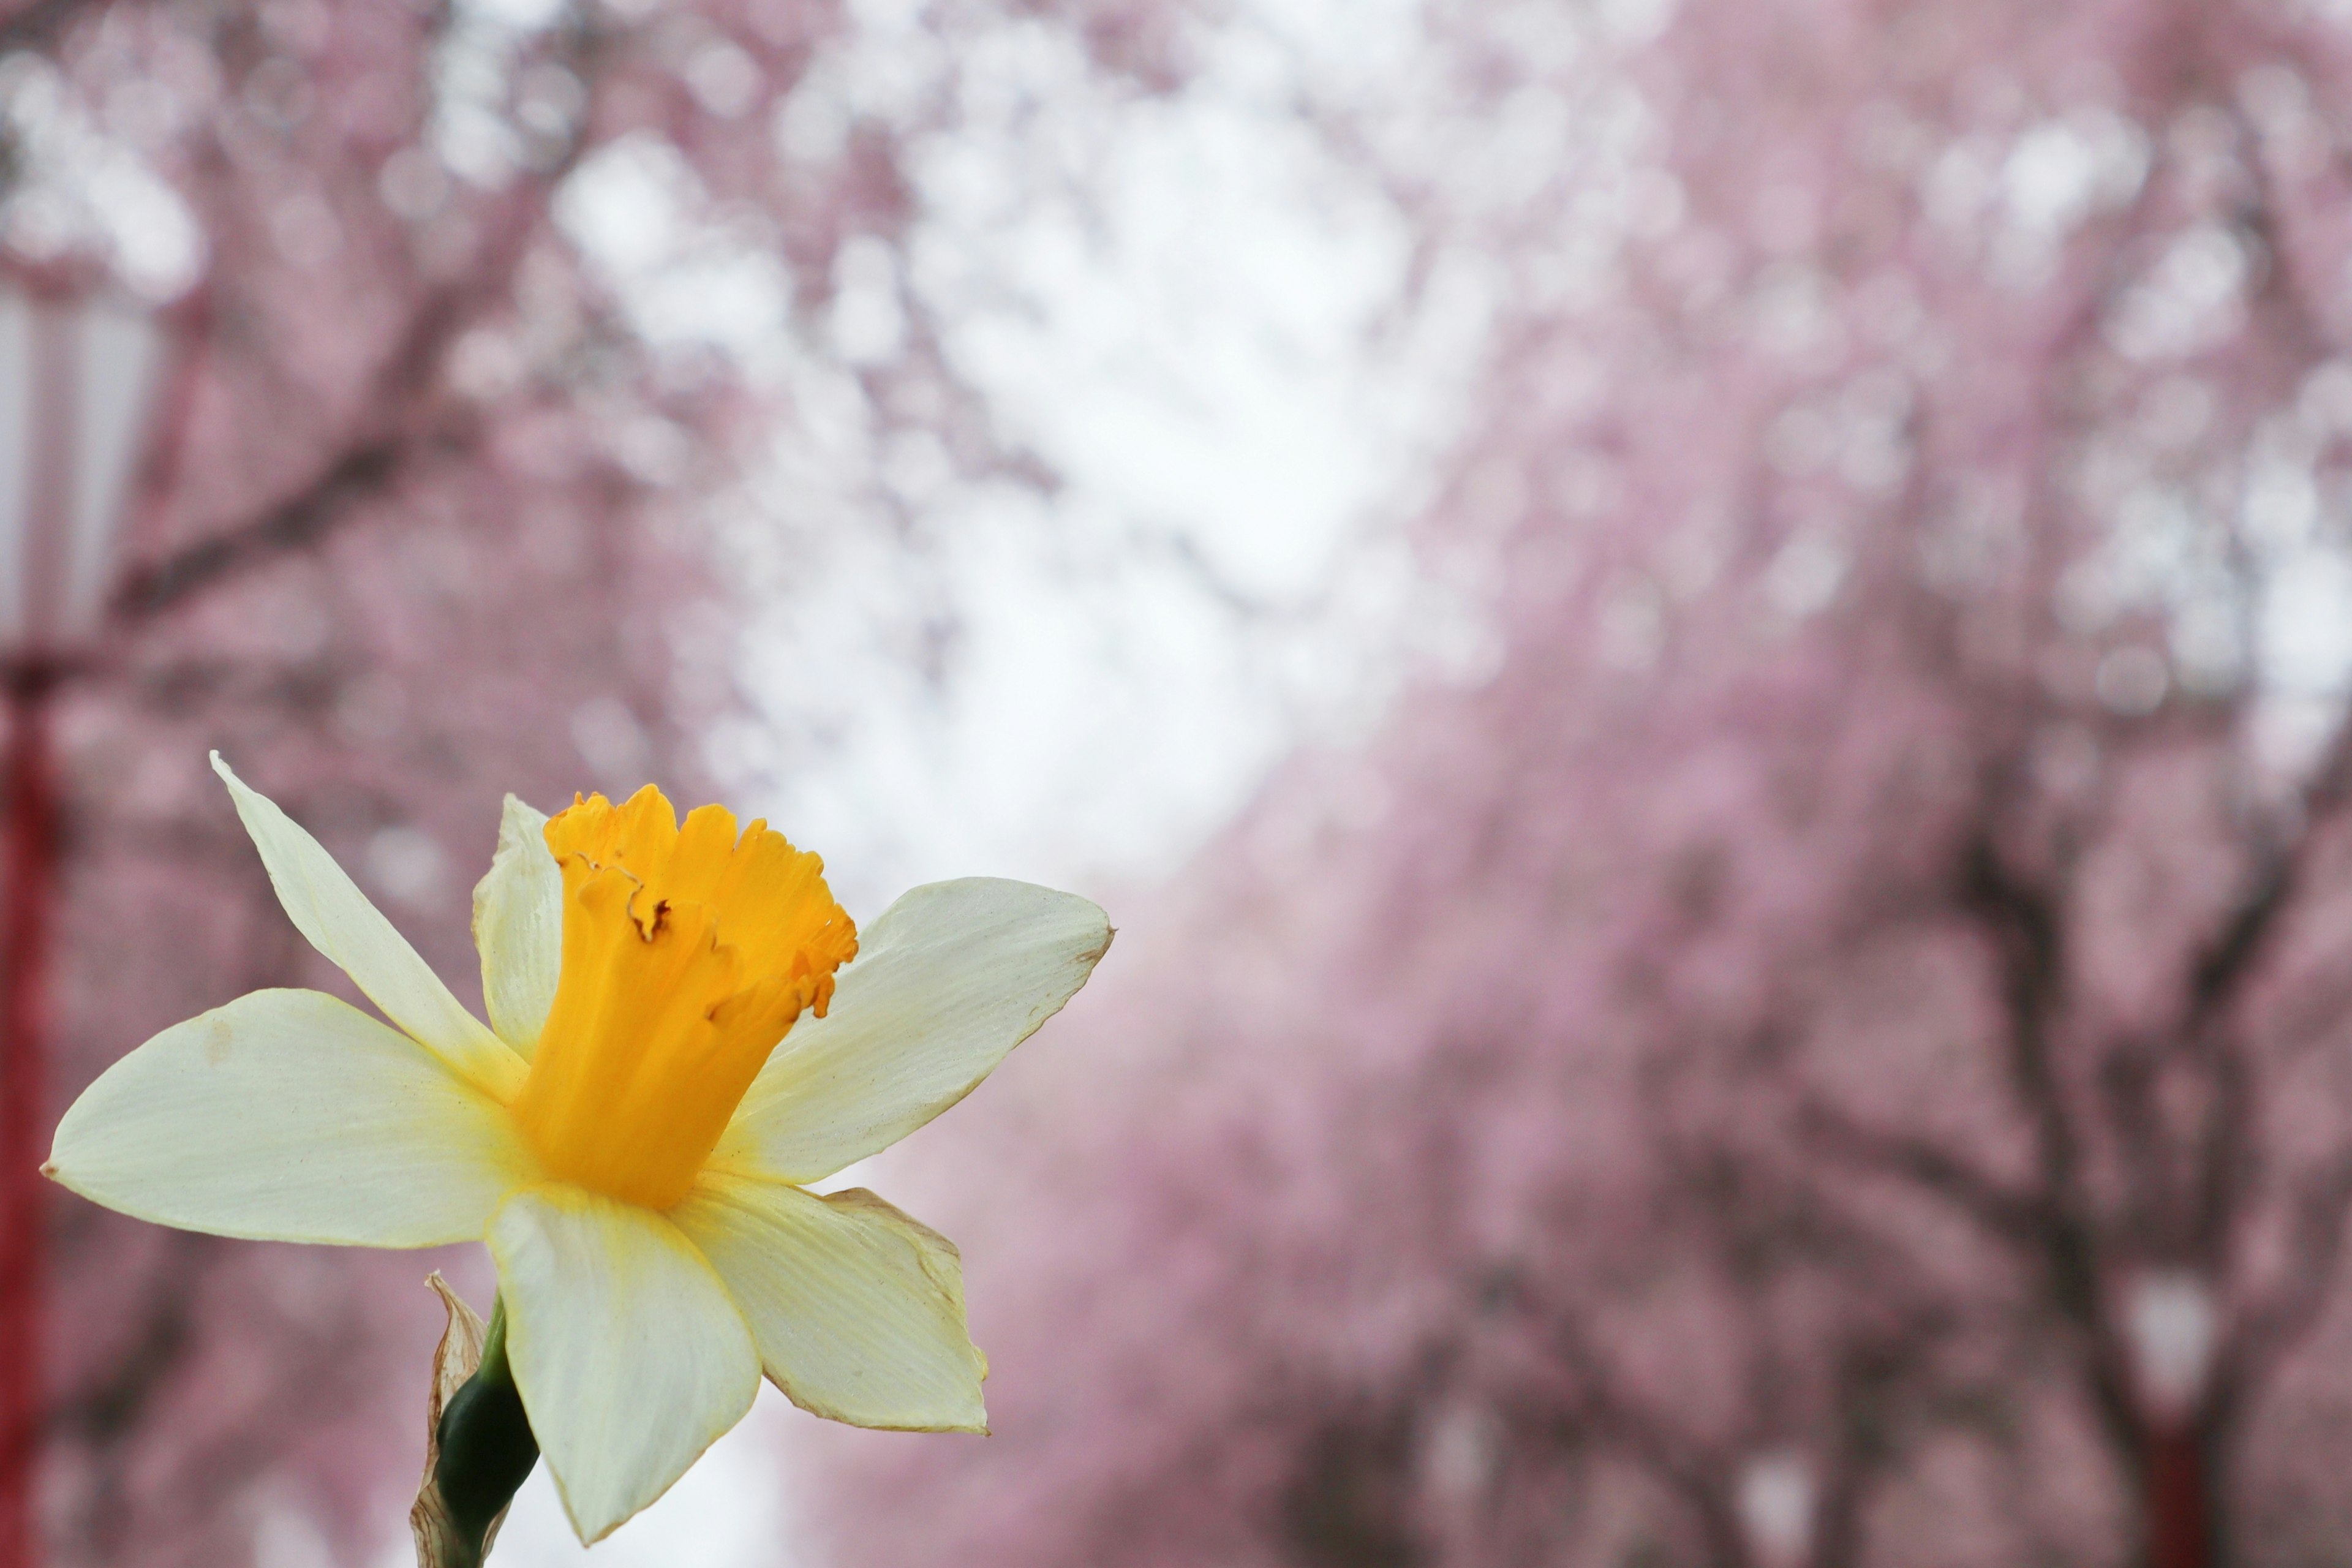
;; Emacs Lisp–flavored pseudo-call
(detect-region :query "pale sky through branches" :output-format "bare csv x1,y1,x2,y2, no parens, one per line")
703,0,1494,912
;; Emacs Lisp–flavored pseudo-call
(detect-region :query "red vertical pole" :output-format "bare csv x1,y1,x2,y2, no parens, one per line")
2147,1426,2210,1568
0,669,53,1568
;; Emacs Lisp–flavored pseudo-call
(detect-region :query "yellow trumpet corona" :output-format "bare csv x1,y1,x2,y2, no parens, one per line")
515,788,859,1209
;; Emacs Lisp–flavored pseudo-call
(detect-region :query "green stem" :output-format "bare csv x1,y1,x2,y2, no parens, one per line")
429,1298,540,1567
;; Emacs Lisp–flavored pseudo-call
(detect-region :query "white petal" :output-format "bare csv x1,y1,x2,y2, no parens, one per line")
489,1185,761,1544
47,989,535,1246
471,794,562,1059
212,753,521,1098
714,878,1111,1182
673,1171,987,1432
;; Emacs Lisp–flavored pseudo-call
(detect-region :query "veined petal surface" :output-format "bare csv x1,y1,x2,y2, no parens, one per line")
489,1185,760,1544
713,878,1111,1183
471,793,562,1059
47,989,535,1246
674,1171,987,1432
213,754,522,1098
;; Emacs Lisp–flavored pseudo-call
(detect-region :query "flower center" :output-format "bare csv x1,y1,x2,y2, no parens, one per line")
510,786,858,1209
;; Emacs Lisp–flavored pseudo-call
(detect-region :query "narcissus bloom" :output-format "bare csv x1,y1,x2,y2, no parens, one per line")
48,756,1111,1542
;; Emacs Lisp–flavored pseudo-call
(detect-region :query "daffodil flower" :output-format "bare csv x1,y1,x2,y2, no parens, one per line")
47,756,1110,1542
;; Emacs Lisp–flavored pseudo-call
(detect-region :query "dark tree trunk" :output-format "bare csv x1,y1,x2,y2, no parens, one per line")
2146,1424,2216,1568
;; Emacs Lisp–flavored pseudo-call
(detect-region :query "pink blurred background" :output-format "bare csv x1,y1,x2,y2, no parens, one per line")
7,0,2352,1565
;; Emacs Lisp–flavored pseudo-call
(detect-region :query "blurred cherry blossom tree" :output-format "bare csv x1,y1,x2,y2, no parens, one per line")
805,1,2352,1566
